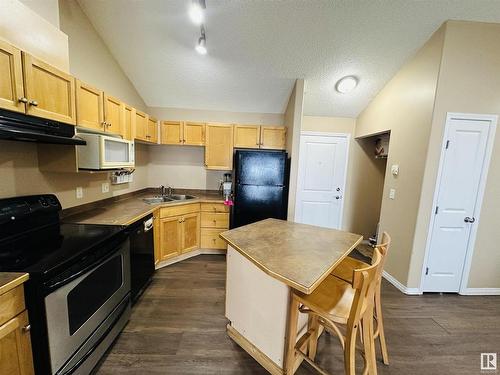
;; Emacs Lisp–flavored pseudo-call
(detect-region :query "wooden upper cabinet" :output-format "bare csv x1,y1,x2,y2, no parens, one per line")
234,125,260,148
182,213,200,253
183,122,205,146
75,80,104,131
147,116,158,143
103,94,122,135
205,123,234,170
161,120,182,145
134,110,148,141
122,104,134,141
22,52,76,124
0,40,25,113
260,126,286,150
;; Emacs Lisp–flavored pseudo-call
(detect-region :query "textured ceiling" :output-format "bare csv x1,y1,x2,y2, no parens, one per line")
77,0,500,117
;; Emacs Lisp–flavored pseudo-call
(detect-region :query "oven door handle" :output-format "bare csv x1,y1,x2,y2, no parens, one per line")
44,242,125,293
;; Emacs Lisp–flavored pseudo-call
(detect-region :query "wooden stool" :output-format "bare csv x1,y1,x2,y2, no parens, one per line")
331,232,391,365
285,248,383,375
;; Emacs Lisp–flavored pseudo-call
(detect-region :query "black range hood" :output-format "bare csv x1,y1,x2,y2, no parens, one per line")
0,108,86,145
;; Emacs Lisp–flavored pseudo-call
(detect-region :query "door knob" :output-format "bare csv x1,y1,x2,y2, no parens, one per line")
336,188,341,192
29,100,38,106
464,217,475,223
18,97,28,103
335,196,342,200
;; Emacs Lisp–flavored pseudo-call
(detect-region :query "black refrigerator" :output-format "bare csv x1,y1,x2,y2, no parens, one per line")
231,149,290,228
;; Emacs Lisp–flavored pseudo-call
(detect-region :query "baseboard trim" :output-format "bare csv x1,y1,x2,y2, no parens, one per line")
156,248,226,269
460,288,500,296
382,271,422,295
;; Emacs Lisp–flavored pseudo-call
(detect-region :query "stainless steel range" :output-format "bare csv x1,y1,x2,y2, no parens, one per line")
0,194,131,374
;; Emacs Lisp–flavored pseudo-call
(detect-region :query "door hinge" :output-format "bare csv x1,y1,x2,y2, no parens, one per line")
435,206,439,215
425,267,429,276
445,140,450,149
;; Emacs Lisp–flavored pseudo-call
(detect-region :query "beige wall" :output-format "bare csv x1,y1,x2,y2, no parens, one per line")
407,21,500,289
0,141,149,208
59,0,147,111
355,26,445,284
0,0,69,71
19,0,60,27
147,107,283,125
285,79,305,220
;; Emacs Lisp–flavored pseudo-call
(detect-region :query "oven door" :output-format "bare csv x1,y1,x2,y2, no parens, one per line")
100,136,135,169
44,240,130,374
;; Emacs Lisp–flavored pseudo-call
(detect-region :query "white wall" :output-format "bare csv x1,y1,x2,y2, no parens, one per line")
19,0,60,27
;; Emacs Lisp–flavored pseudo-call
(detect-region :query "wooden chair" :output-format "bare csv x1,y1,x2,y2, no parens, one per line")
285,248,383,375
330,232,391,365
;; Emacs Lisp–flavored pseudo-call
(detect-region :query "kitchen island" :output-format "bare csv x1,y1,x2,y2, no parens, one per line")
220,219,362,374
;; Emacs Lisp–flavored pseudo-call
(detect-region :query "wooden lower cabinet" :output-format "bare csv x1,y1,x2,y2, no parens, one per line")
201,228,227,249
159,215,182,261
181,213,200,253
200,203,229,250
0,284,34,375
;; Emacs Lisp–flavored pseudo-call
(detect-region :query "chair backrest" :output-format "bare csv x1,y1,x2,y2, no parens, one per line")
374,232,391,285
348,248,383,328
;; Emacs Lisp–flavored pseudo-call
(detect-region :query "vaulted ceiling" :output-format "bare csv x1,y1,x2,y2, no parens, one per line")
78,0,500,117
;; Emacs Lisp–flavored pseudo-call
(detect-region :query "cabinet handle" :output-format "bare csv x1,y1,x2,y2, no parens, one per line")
22,324,31,333
29,100,38,107
18,97,28,103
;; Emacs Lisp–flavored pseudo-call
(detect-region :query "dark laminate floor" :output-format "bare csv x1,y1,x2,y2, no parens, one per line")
97,255,500,375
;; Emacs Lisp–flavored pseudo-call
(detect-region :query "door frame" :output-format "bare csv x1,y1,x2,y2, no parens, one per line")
419,112,497,294
294,131,351,230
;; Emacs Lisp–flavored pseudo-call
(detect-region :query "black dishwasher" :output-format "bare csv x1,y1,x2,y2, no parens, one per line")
127,214,155,303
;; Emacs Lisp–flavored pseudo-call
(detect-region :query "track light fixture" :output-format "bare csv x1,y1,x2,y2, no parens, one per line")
195,26,207,55
189,0,206,25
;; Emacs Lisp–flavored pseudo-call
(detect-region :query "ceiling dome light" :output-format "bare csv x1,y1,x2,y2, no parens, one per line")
335,76,358,94
195,36,207,55
188,0,205,25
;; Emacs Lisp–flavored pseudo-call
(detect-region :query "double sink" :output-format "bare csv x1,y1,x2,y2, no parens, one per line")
142,194,197,205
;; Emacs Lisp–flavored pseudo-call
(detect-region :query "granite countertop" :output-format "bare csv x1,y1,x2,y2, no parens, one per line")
64,189,225,226
220,218,363,294
0,273,29,296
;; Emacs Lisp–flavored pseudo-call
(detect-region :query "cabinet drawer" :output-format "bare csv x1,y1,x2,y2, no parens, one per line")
160,203,200,218
0,285,25,326
201,212,229,229
200,202,229,213
201,228,227,249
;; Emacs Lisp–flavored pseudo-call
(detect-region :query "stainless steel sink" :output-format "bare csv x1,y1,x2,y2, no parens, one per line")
142,196,175,204
168,194,197,201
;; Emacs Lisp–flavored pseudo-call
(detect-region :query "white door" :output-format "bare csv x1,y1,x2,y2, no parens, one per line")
294,133,348,229
423,115,495,292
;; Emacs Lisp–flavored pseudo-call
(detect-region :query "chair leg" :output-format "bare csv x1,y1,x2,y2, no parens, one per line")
362,314,377,375
285,293,300,375
344,326,357,375
375,288,389,365
307,315,320,360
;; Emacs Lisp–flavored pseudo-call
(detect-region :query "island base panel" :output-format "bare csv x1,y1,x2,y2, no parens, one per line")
225,246,308,372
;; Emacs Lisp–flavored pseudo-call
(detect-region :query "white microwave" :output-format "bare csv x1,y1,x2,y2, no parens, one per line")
76,133,135,170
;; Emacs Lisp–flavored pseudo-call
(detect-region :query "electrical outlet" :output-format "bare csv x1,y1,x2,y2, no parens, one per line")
102,182,110,193
389,188,396,200
76,187,83,199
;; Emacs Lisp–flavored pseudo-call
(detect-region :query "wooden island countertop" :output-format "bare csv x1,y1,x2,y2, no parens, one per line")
220,218,363,294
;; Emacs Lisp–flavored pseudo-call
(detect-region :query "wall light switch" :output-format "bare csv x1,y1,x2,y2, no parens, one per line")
391,164,399,176
389,188,396,200
76,187,83,199
102,182,110,193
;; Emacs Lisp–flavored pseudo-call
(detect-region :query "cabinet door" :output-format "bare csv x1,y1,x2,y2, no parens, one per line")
205,124,234,170
103,94,122,135
134,110,148,141
201,228,227,249
122,104,134,141
153,210,161,266
183,122,205,146
22,52,76,124
234,125,260,148
159,216,182,261
161,121,183,145
0,40,25,113
147,117,158,143
0,311,34,375
181,213,200,253
75,80,104,131
260,126,286,150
